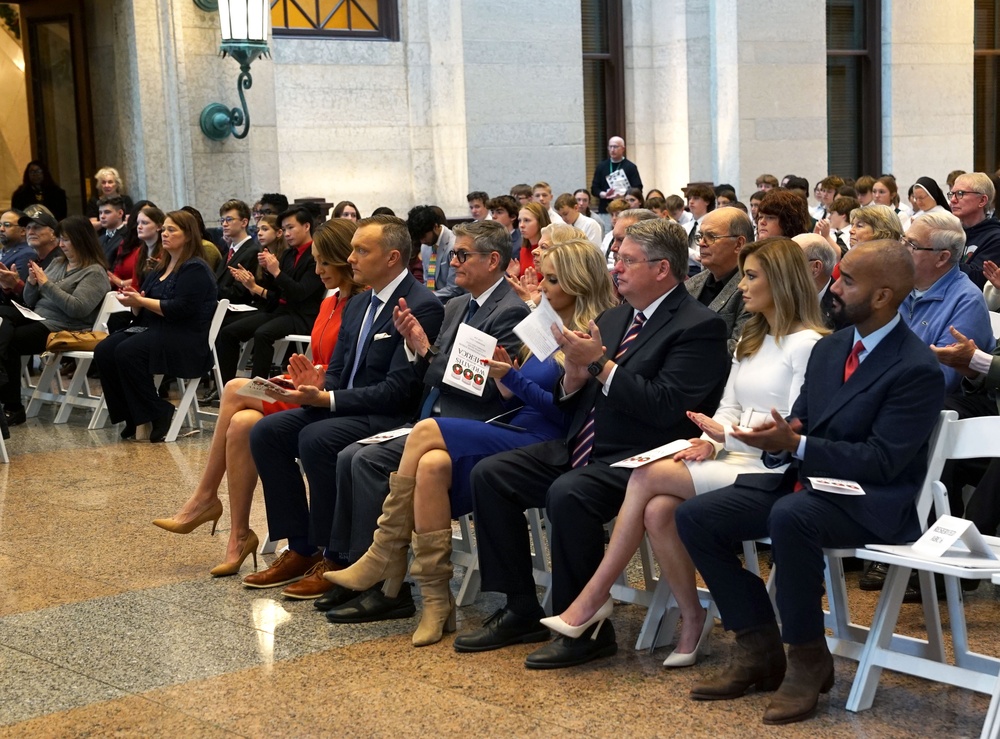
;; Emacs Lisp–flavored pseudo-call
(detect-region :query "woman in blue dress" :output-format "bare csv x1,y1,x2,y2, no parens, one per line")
327,239,617,646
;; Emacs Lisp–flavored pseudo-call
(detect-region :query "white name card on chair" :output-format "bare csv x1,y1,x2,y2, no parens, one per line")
868,515,1000,568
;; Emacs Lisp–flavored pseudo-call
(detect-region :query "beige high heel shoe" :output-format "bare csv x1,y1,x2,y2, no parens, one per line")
210,530,259,577
152,499,224,535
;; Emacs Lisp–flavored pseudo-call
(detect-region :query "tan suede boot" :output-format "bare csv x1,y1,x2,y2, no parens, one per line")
689,622,786,700
324,472,415,597
409,529,456,647
762,637,834,725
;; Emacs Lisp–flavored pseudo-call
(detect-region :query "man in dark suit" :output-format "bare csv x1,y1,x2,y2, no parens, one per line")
675,240,944,725
322,220,531,621
214,206,326,383
452,219,730,668
794,233,846,331
97,195,126,263
243,215,444,599
214,199,261,306
685,207,753,354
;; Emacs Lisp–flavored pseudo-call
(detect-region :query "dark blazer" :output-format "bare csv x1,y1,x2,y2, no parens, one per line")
214,237,261,304
685,268,748,355
328,273,444,421
138,258,219,378
417,278,530,420
100,228,125,264
560,286,730,464
261,243,326,328
749,321,944,543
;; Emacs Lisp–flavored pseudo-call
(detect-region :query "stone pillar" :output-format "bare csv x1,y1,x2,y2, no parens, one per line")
881,1,974,185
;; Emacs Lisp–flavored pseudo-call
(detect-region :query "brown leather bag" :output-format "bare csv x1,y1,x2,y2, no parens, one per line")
44,330,109,353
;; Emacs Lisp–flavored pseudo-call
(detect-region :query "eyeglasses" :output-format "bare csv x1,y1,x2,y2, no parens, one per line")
0,222,15,229
219,217,238,225
448,249,487,263
947,190,984,201
901,236,938,252
698,232,735,246
614,254,664,268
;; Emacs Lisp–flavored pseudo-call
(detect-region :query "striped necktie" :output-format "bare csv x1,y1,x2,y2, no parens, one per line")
569,312,646,468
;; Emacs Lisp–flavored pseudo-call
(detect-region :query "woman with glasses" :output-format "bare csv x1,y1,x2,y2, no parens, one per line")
541,237,827,668
0,216,109,426
326,240,617,646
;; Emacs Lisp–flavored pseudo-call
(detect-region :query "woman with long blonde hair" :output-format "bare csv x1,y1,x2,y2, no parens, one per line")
326,239,617,646
542,237,829,668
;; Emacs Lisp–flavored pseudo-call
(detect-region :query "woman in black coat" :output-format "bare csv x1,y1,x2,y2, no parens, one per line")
10,161,68,220
94,209,218,442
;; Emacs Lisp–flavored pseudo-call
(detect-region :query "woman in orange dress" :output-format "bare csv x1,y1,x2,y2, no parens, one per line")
151,219,364,575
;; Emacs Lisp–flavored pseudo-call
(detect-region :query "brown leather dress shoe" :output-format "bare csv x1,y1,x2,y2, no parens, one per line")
762,637,834,725
281,558,342,599
243,550,322,589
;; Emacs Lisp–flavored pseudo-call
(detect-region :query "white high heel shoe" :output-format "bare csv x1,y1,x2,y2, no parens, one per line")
540,597,614,640
662,608,714,668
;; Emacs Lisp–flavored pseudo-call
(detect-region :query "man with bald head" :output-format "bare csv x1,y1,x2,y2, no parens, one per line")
676,240,945,726
686,208,753,353
590,136,643,232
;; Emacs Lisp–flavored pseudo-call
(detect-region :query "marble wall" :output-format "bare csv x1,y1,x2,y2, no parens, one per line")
0,28,30,211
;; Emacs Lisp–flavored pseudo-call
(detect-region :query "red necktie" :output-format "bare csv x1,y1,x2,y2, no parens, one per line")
569,312,646,469
843,340,864,383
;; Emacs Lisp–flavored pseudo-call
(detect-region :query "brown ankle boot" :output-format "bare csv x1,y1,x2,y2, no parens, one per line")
409,529,456,647
690,622,786,700
762,637,834,725
324,472,416,597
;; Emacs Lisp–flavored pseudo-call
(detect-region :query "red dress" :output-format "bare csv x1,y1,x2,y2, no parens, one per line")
519,243,538,275
262,291,346,416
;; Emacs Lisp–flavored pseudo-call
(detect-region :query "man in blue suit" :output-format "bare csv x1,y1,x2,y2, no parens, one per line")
675,240,945,726
243,215,444,599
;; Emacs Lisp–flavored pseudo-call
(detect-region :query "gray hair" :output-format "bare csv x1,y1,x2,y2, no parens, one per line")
624,218,688,281
617,208,659,225
452,220,513,270
955,172,996,214
792,233,838,277
916,211,966,266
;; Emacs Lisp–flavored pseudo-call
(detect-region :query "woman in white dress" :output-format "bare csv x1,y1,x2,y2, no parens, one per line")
541,237,829,666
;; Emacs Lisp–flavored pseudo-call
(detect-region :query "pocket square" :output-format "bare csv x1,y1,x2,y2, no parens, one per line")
373,333,391,340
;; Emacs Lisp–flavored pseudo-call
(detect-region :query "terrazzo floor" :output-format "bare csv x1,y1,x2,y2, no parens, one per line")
0,401,997,737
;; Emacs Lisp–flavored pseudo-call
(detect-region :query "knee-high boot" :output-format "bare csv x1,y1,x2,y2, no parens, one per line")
409,529,456,647
324,472,415,597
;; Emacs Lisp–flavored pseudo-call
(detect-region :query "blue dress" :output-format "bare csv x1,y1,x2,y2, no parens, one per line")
437,355,566,516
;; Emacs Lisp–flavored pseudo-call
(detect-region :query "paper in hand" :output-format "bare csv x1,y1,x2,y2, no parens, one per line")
513,294,564,361
441,323,497,397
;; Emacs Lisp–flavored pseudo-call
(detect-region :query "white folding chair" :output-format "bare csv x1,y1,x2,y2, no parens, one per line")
25,292,129,421
271,333,312,369
989,311,1000,341
845,413,1000,728
451,513,481,607
156,300,230,442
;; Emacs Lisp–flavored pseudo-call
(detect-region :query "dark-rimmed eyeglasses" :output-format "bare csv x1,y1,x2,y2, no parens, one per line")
947,190,984,201
448,249,487,264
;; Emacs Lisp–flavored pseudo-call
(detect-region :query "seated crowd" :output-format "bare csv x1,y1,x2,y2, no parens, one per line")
6,151,1000,727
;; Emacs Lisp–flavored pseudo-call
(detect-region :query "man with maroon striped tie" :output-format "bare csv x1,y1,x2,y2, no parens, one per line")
455,218,730,668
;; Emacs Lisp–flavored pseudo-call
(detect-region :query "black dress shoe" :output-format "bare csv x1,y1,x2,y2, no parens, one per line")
325,582,415,623
453,607,549,653
859,561,888,591
314,584,363,612
200,389,220,406
4,407,26,427
149,412,174,443
120,423,137,440
524,620,617,670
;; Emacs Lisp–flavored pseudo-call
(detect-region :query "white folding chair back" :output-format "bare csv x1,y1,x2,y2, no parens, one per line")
989,311,1000,341
26,292,129,421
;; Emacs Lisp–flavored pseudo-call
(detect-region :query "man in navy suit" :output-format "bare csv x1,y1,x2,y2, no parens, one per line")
675,240,945,725
243,215,444,599
453,218,730,667
322,219,531,621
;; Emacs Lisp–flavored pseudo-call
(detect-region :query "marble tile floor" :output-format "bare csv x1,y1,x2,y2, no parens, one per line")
0,408,996,737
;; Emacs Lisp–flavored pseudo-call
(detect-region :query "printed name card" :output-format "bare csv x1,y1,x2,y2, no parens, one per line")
357,427,412,445
12,301,45,321
808,478,867,496
236,377,294,401
911,515,999,560
513,294,564,361
610,439,693,469
442,323,496,397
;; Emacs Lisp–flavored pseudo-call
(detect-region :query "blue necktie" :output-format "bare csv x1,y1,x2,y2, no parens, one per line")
419,298,480,419
347,293,381,389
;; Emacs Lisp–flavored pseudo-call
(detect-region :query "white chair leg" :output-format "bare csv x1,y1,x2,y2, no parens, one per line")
25,356,60,417
53,356,94,424
259,531,277,555
165,378,201,442
451,514,481,607
0,432,8,464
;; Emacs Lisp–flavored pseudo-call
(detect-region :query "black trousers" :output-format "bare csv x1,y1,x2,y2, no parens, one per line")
0,305,52,410
676,484,886,644
93,330,175,426
470,440,631,614
215,310,301,384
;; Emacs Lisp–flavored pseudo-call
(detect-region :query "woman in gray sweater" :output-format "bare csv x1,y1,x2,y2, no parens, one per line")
0,215,109,425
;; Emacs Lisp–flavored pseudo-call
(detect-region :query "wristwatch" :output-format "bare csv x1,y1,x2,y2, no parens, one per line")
587,355,610,377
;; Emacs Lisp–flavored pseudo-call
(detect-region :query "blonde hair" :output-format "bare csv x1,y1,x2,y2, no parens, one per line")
540,222,587,245
538,239,617,364
735,237,829,361
849,204,903,242
94,166,123,192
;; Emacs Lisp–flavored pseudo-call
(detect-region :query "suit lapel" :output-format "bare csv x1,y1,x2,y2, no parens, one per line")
708,273,739,313
615,288,681,364
438,294,470,353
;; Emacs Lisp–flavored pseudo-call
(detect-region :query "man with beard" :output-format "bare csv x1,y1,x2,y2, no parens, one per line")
675,240,944,726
